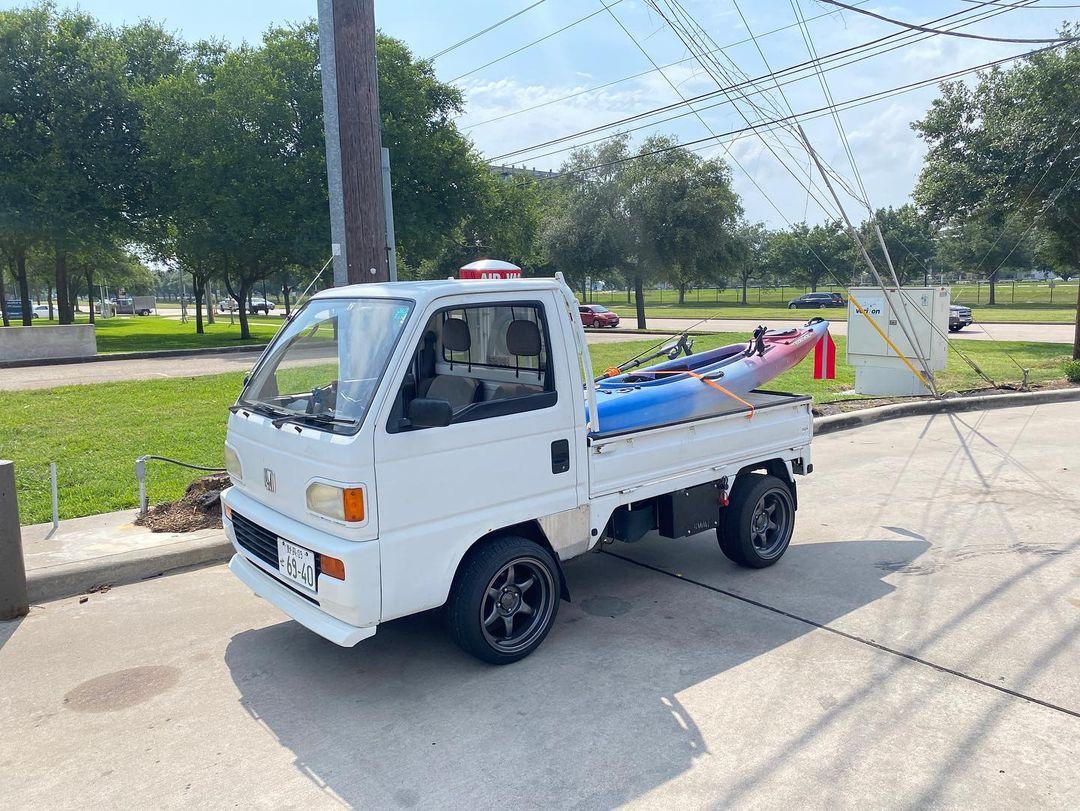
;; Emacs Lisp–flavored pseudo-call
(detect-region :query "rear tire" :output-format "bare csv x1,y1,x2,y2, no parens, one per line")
592,318,602,328
717,473,795,568
447,536,560,664
788,303,797,309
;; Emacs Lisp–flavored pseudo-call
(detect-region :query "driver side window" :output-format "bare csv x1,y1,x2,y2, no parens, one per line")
387,302,557,433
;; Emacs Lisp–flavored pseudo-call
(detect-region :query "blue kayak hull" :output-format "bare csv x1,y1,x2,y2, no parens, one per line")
593,321,828,433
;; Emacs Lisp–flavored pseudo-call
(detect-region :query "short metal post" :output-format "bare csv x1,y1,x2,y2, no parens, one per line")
135,457,148,517
45,462,58,539
0,460,30,620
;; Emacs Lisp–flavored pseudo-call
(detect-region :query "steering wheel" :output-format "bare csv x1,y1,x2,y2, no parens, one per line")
307,380,339,414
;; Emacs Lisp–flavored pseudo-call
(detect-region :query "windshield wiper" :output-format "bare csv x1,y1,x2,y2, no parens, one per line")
271,412,357,430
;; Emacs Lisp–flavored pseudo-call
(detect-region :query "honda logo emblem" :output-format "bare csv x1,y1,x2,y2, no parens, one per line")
263,468,276,492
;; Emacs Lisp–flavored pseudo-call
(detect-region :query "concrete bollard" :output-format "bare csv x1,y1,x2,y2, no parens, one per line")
0,460,30,620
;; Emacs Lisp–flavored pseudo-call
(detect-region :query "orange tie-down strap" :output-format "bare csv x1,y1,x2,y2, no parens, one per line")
605,369,756,419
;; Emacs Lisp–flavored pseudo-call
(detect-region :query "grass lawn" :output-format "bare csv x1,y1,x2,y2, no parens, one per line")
3,331,1072,526
24,313,283,352
602,301,1077,324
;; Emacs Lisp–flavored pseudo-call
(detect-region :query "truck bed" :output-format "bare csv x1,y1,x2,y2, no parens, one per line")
587,390,813,500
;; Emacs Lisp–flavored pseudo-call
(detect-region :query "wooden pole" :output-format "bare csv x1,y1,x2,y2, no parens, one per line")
318,0,389,285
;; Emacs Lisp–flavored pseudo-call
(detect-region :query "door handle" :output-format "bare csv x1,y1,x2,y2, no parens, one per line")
551,439,570,474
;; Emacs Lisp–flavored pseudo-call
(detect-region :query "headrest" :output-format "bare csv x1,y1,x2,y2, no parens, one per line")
506,319,541,357
442,317,471,352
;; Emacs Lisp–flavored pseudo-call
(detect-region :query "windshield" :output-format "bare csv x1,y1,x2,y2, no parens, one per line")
590,304,610,312
239,297,412,430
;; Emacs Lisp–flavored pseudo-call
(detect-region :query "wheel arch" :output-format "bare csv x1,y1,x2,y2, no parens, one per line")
733,458,797,509
452,521,571,603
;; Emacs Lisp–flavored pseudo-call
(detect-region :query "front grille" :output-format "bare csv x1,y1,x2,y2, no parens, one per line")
231,511,322,600
232,511,281,569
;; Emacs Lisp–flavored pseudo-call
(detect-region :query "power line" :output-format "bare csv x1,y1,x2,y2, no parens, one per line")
816,0,1077,43
462,1,873,130
551,44,1067,177
447,0,626,83
427,0,547,61
489,0,1024,163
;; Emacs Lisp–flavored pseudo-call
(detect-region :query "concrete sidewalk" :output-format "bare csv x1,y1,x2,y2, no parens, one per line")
21,510,229,604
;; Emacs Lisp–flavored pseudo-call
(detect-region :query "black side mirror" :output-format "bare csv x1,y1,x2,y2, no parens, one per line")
408,397,453,428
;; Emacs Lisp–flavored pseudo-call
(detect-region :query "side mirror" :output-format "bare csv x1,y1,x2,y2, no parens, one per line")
408,397,453,428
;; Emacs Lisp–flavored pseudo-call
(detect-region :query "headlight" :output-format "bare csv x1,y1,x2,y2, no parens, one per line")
306,482,365,523
224,445,243,481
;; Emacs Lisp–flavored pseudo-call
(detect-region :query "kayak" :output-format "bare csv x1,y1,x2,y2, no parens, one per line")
592,320,829,434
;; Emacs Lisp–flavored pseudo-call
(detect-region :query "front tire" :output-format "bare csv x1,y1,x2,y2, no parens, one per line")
717,473,795,568
788,303,797,309
447,536,560,664
592,318,602,328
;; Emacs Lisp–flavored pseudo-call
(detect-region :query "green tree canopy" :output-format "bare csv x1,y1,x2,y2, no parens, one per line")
914,36,1080,354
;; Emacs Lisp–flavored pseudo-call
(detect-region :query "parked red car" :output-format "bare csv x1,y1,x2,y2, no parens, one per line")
579,304,620,328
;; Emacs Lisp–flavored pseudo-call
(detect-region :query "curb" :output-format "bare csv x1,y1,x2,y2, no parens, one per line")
27,534,233,604
813,386,1080,436
24,387,1079,603
0,343,269,369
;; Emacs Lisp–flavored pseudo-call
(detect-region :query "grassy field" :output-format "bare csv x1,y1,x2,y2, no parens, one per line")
3,332,1073,525
588,282,1077,323
23,313,283,352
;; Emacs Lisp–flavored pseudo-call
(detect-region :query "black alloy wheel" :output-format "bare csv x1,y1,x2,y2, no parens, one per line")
447,536,560,664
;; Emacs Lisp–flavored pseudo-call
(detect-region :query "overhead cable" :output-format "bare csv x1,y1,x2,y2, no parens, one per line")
816,0,1077,43
428,1,547,61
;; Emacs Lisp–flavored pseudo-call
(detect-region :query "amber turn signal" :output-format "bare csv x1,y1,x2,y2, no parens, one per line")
320,554,346,581
342,487,365,523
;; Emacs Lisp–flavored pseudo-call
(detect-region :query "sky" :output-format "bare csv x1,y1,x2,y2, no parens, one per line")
11,1,1077,227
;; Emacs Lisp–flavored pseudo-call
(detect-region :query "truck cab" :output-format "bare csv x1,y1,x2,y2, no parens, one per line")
222,277,813,663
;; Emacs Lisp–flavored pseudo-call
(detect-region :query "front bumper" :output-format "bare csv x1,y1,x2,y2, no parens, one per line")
228,554,375,646
222,486,381,646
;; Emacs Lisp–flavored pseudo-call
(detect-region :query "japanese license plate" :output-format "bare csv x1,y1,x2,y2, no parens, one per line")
277,538,316,593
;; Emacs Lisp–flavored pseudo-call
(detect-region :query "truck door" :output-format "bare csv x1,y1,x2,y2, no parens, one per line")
373,292,582,621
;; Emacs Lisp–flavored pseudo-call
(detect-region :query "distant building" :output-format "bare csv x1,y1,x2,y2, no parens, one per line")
490,164,558,182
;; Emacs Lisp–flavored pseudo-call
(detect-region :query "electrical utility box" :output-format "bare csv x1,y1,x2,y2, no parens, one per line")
846,286,950,396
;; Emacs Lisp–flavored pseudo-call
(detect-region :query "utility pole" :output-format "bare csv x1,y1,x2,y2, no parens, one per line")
317,0,390,286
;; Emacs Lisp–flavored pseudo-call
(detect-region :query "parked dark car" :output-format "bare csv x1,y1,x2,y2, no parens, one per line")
579,304,620,328
787,292,846,309
949,304,973,332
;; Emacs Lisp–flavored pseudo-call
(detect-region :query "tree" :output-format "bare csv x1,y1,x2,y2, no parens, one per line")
544,136,741,326
859,205,937,286
1035,227,1078,282
731,223,769,304
0,4,143,324
139,26,330,339
914,36,1080,356
934,214,1034,295
765,221,850,292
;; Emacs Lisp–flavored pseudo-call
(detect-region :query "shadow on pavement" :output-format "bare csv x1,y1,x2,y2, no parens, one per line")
225,538,927,808
0,617,22,652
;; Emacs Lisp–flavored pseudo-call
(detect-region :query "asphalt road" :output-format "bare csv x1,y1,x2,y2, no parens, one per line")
2,402,1077,807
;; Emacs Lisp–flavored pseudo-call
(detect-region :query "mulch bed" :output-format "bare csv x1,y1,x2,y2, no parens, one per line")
135,473,229,533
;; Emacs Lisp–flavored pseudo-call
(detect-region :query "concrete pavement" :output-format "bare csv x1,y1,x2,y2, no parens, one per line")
2,401,1078,807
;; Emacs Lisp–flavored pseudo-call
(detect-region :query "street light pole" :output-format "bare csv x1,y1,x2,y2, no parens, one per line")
317,0,390,286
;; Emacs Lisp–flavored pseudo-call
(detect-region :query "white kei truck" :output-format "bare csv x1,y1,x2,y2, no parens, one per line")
222,276,815,664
